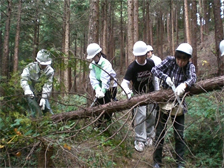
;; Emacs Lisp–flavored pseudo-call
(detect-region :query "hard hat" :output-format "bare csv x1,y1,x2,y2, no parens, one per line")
219,40,224,56
87,43,102,59
176,43,193,56
133,41,148,56
147,45,153,52
36,49,52,65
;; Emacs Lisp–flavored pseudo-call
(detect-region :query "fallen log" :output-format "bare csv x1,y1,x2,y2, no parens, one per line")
51,75,224,122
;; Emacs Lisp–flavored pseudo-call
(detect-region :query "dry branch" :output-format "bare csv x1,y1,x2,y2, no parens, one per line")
51,75,224,122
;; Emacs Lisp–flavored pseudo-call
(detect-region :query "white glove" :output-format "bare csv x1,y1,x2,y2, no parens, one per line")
95,88,105,99
39,98,46,110
166,77,174,87
175,83,187,96
121,90,133,99
24,90,34,98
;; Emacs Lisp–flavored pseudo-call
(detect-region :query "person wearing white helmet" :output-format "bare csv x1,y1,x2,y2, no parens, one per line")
21,49,54,117
87,43,117,129
151,43,197,168
121,41,159,152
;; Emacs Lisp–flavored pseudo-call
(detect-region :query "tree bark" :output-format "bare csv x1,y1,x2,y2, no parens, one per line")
192,0,198,74
213,0,224,76
2,0,12,78
127,0,134,66
63,0,71,93
13,0,22,73
50,75,224,122
184,0,191,44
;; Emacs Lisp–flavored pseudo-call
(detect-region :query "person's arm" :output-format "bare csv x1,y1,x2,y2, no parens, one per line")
20,63,34,97
42,66,54,98
89,63,101,90
185,63,197,88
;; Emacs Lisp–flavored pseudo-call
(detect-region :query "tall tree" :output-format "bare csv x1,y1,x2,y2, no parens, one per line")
13,0,22,73
133,0,138,42
127,0,134,66
32,0,39,60
119,0,125,74
63,0,71,93
213,0,224,75
88,0,99,44
2,0,12,78
184,0,191,44
192,0,198,73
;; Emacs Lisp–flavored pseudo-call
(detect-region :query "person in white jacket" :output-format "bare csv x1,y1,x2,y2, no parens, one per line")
87,43,117,129
21,49,54,117
121,41,159,152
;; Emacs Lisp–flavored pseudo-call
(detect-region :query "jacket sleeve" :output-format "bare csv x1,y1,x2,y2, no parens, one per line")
20,64,32,92
89,63,101,90
42,66,54,98
185,63,197,88
100,61,114,93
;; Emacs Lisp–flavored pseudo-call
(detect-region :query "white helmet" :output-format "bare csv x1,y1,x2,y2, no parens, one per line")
36,49,52,65
133,41,148,56
147,45,153,52
87,43,102,59
219,40,224,56
176,43,193,56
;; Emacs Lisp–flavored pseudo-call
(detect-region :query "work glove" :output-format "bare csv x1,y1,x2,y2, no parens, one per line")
166,77,174,87
24,90,34,98
121,90,133,99
39,98,46,110
95,88,105,99
175,83,187,96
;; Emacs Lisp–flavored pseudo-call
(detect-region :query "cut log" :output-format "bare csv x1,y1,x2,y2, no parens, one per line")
51,75,224,122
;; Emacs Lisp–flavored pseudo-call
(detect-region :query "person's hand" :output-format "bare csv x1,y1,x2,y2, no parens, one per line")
175,83,187,96
39,98,46,110
95,88,105,99
166,77,174,87
121,90,133,99
24,90,34,98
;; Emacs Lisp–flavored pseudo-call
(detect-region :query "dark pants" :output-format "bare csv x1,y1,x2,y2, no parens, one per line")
95,90,112,127
27,97,53,118
153,111,185,165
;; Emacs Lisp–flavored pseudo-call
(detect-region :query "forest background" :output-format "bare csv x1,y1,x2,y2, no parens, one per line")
1,0,224,167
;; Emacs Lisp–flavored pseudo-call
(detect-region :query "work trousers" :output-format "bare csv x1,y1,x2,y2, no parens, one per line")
96,90,112,127
153,111,185,165
27,97,53,118
134,104,157,142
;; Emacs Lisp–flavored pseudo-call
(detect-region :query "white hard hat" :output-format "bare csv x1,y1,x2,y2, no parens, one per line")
176,43,193,56
147,45,153,52
133,41,148,56
219,40,224,56
86,43,102,59
36,49,52,65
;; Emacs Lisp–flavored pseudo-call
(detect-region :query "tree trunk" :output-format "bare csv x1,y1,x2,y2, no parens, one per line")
213,0,224,75
63,0,71,93
2,0,12,78
101,0,107,55
50,75,224,122
119,0,124,74
32,0,39,60
88,0,99,44
184,0,191,44
13,0,22,73
192,0,198,74
127,0,134,66
133,0,138,43
171,0,175,56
